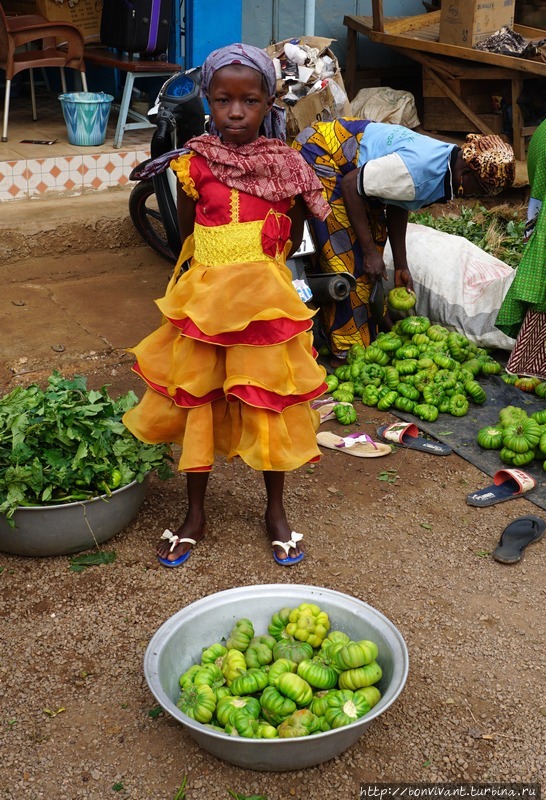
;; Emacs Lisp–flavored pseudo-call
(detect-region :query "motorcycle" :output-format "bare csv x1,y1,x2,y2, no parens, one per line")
129,68,205,263
128,70,355,308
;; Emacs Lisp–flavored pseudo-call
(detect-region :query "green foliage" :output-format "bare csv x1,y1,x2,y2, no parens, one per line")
69,551,117,572
0,371,173,521
409,203,525,268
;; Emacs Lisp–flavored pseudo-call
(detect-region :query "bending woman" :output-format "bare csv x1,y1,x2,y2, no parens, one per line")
293,119,515,361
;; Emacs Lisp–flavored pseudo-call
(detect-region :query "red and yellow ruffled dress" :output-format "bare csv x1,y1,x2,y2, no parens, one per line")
123,150,328,472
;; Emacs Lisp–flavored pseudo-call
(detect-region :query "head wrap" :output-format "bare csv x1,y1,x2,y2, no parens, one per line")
200,43,285,141
460,133,515,195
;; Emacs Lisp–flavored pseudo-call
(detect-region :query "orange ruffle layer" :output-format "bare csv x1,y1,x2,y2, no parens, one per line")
124,257,327,472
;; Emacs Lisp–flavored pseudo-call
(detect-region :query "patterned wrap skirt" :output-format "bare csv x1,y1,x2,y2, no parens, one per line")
293,118,388,355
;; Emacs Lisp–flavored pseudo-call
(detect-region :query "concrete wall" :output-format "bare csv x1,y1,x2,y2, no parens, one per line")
242,0,425,66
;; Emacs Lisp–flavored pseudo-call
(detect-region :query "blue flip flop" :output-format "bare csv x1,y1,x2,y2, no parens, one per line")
466,469,536,507
377,422,452,455
157,530,197,568
272,532,305,566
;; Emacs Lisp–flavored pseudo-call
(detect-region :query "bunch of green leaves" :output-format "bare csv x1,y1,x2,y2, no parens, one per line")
409,203,526,268
0,371,173,521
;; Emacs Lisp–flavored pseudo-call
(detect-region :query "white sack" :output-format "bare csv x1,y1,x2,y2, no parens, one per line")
383,223,517,350
350,87,420,129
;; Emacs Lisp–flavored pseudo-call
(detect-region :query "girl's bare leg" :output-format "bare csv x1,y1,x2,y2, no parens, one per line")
157,472,209,562
263,471,304,562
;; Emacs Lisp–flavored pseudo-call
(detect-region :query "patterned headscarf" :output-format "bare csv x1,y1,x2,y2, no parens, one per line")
461,133,515,195
201,43,285,141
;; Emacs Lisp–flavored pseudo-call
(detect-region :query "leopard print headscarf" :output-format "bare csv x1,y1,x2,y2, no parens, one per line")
461,133,515,195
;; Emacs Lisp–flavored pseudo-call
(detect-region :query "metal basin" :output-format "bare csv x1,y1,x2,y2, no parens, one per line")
144,584,409,771
0,478,148,557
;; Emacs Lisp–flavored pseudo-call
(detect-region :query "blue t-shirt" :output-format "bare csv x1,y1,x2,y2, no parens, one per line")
357,123,457,210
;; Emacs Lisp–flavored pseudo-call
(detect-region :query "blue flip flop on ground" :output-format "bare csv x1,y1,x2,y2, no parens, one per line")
466,478,531,507
377,424,452,455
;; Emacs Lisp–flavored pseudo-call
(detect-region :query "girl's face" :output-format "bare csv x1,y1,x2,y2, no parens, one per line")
207,64,274,145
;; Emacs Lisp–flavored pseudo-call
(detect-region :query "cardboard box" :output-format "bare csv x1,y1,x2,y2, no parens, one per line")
2,0,102,42
265,36,352,142
439,0,515,47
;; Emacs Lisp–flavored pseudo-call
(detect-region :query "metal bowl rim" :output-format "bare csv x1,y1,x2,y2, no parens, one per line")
5,477,146,513
144,583,409,745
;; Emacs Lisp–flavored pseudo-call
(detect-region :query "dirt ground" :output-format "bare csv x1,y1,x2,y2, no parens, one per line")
0,192,544,800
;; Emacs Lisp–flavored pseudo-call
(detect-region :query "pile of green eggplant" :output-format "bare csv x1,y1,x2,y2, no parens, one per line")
477,404,546,470
325,316,502,423
176,603,382,739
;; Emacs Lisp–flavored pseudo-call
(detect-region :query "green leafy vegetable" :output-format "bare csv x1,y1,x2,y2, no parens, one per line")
0,371,173,522
69,551,117,572
409,204,525,268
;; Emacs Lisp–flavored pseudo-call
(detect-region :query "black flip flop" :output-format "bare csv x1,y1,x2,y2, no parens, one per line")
492,515,546,564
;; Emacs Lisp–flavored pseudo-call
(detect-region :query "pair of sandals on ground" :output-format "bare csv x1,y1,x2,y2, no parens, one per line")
315,408,545,566
158,527,304,570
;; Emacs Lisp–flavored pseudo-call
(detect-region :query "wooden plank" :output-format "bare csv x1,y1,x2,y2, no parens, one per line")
343,14,546,77
441,65,533,80
423,75,461,96
423,83,499,114
383,10,441,35
511,78,525,160
421,62,496,135
423,74,505,102
371,0,384,32
345,24,358,100
424,100,504,133
513,23,546,38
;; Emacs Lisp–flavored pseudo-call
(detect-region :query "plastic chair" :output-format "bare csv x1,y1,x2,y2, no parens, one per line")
0,6,88,141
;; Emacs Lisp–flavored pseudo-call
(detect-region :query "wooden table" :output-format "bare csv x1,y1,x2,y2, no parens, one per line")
84,46,181,148
344,7,546,160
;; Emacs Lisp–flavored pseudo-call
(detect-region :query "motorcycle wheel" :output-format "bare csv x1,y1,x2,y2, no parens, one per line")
129,179,176,264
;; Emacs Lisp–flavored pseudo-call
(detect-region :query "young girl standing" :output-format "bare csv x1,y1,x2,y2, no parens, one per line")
123,44,330,568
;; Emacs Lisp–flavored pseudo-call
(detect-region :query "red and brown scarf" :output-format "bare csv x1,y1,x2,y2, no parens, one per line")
185,134,331,221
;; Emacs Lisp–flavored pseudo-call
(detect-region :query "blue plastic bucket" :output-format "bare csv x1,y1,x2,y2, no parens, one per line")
59,92,114,146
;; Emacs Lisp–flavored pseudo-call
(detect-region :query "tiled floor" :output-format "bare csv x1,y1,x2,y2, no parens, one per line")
0,88,153,202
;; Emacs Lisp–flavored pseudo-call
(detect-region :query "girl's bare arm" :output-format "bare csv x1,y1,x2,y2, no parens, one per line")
287,195,306,257
177,183,197,244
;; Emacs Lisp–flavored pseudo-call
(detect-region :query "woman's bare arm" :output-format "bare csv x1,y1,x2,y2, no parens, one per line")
341,170,386,281
385,204,413,290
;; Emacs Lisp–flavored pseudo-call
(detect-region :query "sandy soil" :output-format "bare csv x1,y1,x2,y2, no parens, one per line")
0,198,544,800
